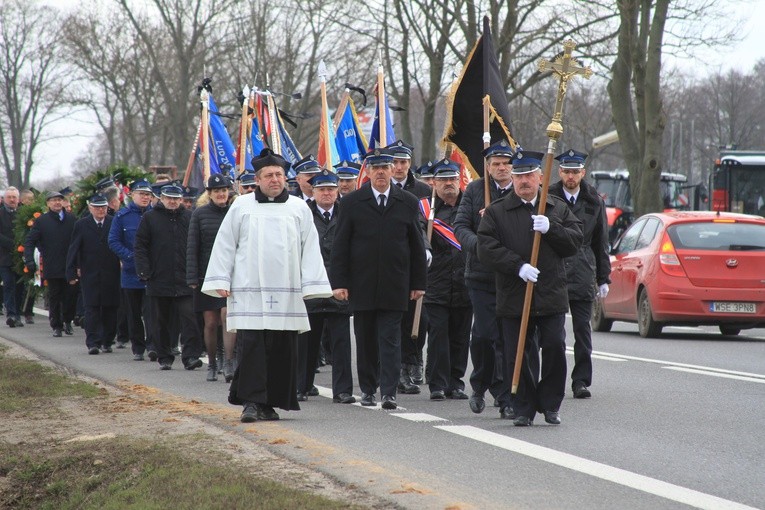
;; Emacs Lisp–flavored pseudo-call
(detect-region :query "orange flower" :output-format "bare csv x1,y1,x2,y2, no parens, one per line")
33,212,41,218
26,220,33,227
23,267,28,273
17,245,23,253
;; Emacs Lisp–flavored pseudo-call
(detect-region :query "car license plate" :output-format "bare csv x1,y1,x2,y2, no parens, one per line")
710,302,756,314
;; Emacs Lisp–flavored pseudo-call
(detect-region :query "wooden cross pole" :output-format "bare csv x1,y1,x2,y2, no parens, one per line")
318,60,333,168
200,88,212,182
238,85,249,176
510,40,592,395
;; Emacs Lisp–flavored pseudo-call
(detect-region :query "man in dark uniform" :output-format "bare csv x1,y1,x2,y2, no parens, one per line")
384,139,431,391
423,160,472,401
24,191,78,337
330,149,427,410
297,169,355,404
291,155,322,203
335,161,360,197
415,161,435,188
549,149,611,399
477,150,582,426
134,184,203,371
237,171,257,195
66,195,121,354
454,140,515,417
182,186,199,210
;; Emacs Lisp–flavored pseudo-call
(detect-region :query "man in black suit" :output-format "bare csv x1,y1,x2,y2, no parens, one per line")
330,149,428,410
0,187,24,328
24,190,77,337
66,195,121,354
291,155,322,203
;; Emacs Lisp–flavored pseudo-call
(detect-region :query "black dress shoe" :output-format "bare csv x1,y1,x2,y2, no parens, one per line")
409,363,424,385
333,393,356,404
307,385,319,397
25,315,34,324
159,362,172,370
133,353,144,361
6,317,15,328
171,347,181,356
116,341,128,349
573,383,591,399
256,404,280,421
184,357,203,370
381,395,397,410
360,393,376,406
147,350,158,362
12,319,23,328
500,406,516,420
101,345,113,353
513,415,533,427
430,390,445,401
544,411,561,425
296,392,307,402
64,322,74,335
241,404,258,423
448,388,469,400
88,347,100,355
397,370,421,394
52,329,62,337
469,392,485,413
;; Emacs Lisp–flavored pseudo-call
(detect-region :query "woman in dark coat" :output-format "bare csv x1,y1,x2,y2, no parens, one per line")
186,174,233,382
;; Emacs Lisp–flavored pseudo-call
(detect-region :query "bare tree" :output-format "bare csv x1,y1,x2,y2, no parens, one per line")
0,0,72,188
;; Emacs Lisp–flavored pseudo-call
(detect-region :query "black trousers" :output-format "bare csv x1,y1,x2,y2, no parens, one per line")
124,288,154,355
354,310,403,397
47,278,76,329
149,295,201,365
229,329,300,411
400,299,427,366
501,314,566,421
569,299,594,388
298,312,353,396
84,304,118,349
467,286,510,406
115,291,129,342
425,303,472,393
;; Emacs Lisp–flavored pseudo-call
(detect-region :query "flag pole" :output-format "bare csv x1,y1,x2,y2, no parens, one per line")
318,60,333,168
482,95,491,206
510,40,592,395
238,85,249,176
182,118,202,187
377,62,386,146
200,88,211,182
333,88,350,129
266,91,281,154
411,182,436,339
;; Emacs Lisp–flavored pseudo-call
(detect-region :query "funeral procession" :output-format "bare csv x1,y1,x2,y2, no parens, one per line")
1,1,765,508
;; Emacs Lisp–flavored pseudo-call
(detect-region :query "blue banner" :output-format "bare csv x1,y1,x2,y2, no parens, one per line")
209,95,237,179
276,112,301,179
369,93,395,150
335,99,367,163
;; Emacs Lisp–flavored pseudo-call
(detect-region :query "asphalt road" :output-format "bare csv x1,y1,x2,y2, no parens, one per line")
4,309,764,510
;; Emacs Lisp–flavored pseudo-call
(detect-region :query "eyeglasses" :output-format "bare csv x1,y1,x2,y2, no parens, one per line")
242,185,256,190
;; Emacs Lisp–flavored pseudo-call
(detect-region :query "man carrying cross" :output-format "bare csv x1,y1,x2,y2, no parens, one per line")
202,149,332,422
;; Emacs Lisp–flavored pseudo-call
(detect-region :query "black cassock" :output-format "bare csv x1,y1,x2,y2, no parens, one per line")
228,330,300,412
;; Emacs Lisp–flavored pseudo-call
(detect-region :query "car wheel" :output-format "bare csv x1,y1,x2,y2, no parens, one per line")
591,299,613,332
719,326,741,336
637,288,662,338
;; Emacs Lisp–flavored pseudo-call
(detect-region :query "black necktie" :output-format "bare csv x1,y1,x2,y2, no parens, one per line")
569,196,576,206
499,188,508,197
525,202,534,212
379,194,386,211
97,222,103,229
323,211,331,223
396,182,403,189
306,198,311,204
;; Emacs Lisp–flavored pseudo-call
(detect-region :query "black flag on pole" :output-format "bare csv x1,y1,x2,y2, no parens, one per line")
443,16,516,177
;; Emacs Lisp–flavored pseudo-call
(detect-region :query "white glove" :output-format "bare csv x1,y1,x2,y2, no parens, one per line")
531,214,550,234
598,283,609,299
425,249,432,268
518,263,540,283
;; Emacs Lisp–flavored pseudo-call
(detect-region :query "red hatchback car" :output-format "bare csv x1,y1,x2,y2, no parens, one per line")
592,211,765,337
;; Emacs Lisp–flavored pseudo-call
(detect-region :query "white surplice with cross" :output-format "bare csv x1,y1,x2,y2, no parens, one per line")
201,193,332,334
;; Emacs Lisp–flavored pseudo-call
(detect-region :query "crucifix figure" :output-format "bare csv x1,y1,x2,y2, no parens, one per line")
538,40,593,141
266,296,278,310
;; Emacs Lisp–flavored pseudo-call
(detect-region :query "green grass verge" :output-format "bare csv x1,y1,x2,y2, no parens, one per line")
0,344,101,412
0,437,360,509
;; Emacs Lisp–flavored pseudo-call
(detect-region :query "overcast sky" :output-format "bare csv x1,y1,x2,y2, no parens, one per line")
30,0,765,185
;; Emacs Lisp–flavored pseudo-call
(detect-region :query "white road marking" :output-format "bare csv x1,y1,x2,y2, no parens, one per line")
435,425,759,510
591,350,765,380
565,348,627,362
664,367,765,384
391,412,448,422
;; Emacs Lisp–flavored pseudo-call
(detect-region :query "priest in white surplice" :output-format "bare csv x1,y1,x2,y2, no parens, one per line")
202,149,332,422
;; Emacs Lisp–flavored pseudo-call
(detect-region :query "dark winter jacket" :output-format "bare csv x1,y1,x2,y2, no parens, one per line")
0,206,18,268
186,200,229,285
396,170,432,199
423,193,471,308
477,190,582,317
109,201,151,289
134,202,192,297
66,215,121,307
23,210,77,279
549,179,611,301
304,200,349,315
454,177,510,290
